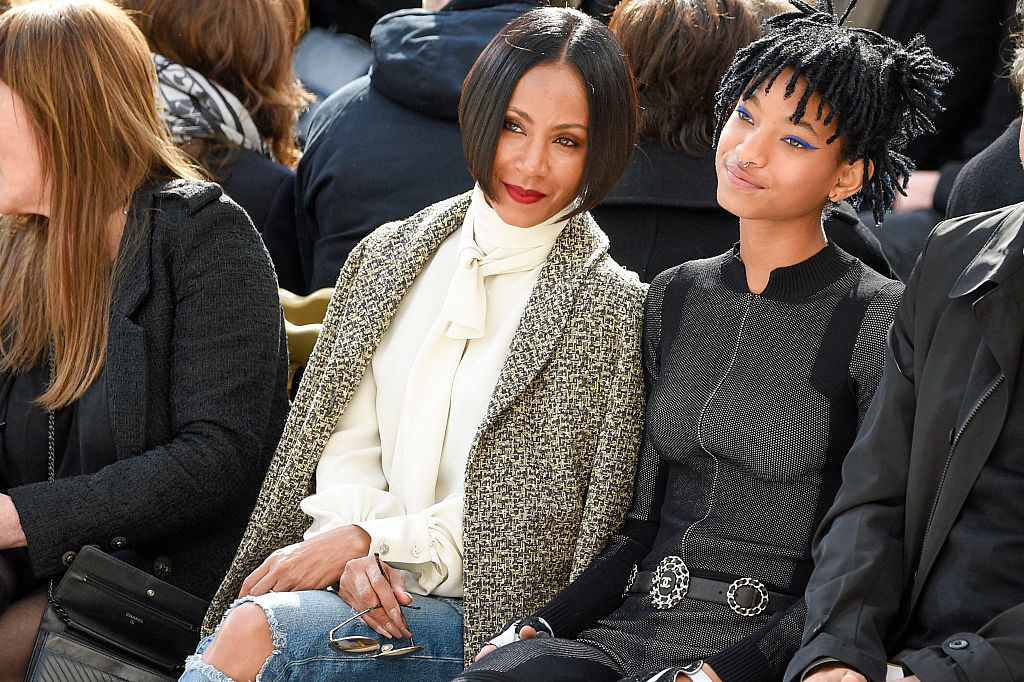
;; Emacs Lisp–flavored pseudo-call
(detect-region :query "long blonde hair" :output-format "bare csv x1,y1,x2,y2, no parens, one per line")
0,0,200,409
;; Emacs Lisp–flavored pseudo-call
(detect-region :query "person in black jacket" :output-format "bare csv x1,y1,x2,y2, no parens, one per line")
787,38,1024,682
0,2,288,678
945,117,1024,218
294,0,544,293
594,0,893,283
119,0,313,293
457,3,946,681
865,0,1018,280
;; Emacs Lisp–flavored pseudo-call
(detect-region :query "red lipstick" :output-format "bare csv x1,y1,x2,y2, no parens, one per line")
504,183,546,204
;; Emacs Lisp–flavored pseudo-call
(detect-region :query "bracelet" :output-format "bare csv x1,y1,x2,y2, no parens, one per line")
680,661,714,682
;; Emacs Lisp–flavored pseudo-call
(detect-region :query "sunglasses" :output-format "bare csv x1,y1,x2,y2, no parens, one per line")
328,553,423,658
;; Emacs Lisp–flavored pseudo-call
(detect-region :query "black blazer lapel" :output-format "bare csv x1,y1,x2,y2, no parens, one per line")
106,196,154,460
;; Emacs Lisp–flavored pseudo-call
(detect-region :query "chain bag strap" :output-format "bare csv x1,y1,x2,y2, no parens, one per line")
25,349,208,681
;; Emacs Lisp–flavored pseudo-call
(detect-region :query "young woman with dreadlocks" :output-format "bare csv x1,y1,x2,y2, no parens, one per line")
453,2,951,681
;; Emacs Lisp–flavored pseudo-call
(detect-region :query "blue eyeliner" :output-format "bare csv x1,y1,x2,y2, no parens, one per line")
784,136,819,150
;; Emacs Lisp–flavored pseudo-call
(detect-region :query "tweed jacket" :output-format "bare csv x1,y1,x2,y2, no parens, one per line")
205,192,647,659
6,179,290,600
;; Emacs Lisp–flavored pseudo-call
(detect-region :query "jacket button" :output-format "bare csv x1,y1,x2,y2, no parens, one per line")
410,545,421,559
948,638,969,650
61,550,77,567
153,556,172,577
110,536,128,551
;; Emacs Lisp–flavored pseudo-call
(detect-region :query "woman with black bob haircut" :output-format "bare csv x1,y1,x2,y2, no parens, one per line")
182,7,645,682
459,2,950,681
459,7,636,222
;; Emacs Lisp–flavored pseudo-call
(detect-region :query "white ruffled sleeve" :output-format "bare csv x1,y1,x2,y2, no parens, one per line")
299,370,464,596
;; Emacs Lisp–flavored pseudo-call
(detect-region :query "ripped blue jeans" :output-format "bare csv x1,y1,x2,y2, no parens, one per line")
180,589,464,681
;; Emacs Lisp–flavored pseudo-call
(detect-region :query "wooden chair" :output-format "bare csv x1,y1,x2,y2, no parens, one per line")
280,287,334,393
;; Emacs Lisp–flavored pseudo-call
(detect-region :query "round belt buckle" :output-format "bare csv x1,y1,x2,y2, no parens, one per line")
650,555,690,610
727,577,769,617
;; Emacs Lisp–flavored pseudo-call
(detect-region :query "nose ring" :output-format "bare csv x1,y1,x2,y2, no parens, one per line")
741,160,752,169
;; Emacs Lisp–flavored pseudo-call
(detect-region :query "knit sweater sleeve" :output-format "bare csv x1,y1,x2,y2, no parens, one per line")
529,268,679,637
850,280,905,428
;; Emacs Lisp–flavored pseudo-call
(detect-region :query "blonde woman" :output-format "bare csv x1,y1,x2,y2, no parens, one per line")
0,1,288,677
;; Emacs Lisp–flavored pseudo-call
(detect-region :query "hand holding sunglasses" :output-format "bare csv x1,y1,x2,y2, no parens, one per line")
336,551,415,639
330,553,423,658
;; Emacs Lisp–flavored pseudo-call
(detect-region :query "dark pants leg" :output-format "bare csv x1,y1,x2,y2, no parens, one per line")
454,637,623,682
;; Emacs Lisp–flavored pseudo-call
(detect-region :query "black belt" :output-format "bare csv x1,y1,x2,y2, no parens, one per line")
625,556,798,617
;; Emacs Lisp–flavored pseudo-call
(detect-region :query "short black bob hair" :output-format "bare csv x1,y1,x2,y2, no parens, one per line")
714,0,952,224
459,7,638,220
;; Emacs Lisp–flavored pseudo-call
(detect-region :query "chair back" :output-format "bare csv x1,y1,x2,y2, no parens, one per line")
280,287,334,393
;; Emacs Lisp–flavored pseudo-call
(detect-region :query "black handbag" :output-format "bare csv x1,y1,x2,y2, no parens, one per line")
24,355,209,681
25,545,209,681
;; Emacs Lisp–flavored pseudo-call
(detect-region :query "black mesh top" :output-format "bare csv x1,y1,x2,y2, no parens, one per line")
534,243,903,681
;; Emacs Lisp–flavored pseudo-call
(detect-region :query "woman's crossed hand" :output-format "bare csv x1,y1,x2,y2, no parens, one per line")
239,525,413,639
337,554,414,640
239,525,371,596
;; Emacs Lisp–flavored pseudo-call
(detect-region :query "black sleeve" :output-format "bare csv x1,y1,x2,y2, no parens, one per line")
533,518,658,638
10,190,286,577
705,600,809,681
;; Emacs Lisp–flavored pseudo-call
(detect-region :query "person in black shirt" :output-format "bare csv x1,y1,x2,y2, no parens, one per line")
456,2,948,681
0,2,288,678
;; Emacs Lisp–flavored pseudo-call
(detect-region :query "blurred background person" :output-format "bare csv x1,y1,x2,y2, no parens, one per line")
119,0,312,293
294,0,544,293
0,0,288,677
849,0,1018,279
944,40,1024,219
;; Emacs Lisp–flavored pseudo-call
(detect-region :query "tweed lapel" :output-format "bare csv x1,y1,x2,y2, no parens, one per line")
296,194,474,470
476,212,607,435
106,191,154,460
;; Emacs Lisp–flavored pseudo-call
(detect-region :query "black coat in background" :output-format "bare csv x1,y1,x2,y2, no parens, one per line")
947,117,1024,218
295,0,543,292
6,180,290,601
308,0,417,42
592,142,894,283
879,0,1017,185
864,0,1018,282
210,149,304,294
